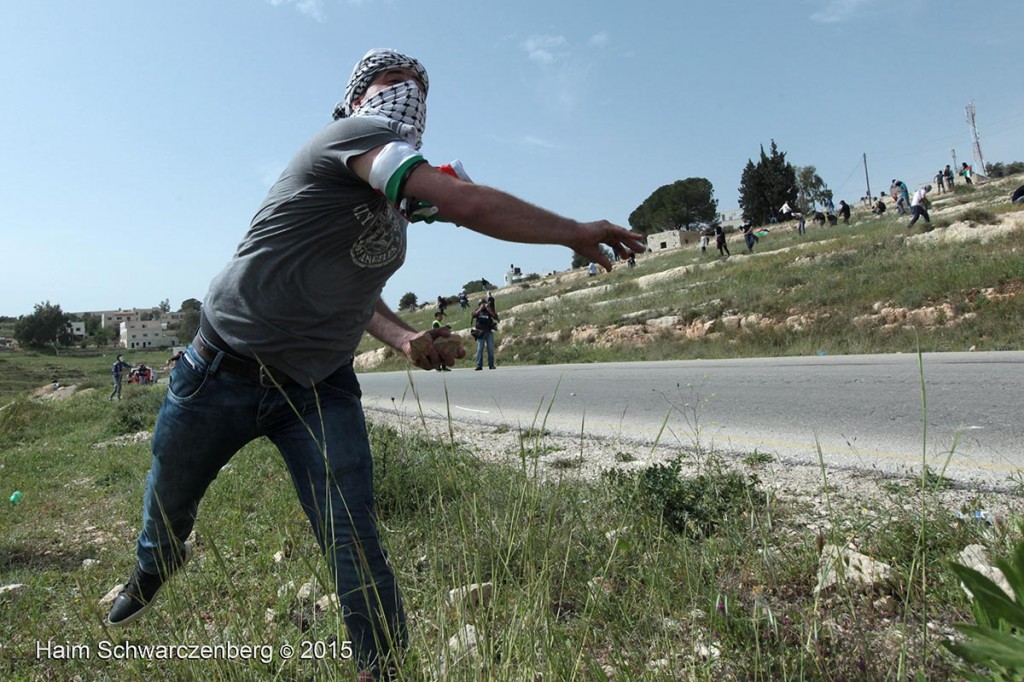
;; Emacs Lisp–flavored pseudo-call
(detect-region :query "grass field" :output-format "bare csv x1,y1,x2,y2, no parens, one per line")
0,352,1021,680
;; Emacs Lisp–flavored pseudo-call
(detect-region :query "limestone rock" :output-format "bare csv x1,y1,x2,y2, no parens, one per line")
448,582,493,609
814,544,892,595
959,544,1013,600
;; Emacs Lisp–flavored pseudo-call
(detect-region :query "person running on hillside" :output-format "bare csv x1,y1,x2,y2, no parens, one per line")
104,47,645,679
893,180,910,215
935,169,945,193
780,201,805,235
837,200,851,225
714,224,731,256
907,184,932,229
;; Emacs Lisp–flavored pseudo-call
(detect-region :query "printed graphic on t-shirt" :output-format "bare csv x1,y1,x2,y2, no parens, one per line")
351,199,406,268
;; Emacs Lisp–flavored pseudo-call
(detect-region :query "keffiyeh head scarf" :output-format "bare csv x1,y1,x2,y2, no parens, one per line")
333,49,429,149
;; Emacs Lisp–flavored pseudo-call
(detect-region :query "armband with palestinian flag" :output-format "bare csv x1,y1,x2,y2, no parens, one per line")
368,141,425,207
368,142,473,223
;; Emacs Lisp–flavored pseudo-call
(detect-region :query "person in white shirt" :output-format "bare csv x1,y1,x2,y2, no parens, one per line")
907,184,932,228
781,201,805,235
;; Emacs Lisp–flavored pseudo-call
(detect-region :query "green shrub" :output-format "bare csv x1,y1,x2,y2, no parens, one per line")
604,457,759,539
108,388,165,434
0,399,46,447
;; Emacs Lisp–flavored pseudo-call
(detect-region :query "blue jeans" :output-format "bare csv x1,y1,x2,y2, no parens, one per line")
135,343,405,672
475,331,494,369
109,374,123,400
907,205,930,228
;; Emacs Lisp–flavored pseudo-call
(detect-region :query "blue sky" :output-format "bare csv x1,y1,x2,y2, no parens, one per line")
2,0,1022,318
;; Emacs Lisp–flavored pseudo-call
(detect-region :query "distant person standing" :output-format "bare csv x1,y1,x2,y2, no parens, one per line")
741,221,757,253
109,354,132,401
935,169,945,193
588,262,598,276
837,200,851,225
961,163,974,186
471,299,498,370
945,164,955,190
714,224,731,257
907,184,932,228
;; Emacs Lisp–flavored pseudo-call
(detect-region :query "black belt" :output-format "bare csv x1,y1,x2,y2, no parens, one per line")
191,333,293,387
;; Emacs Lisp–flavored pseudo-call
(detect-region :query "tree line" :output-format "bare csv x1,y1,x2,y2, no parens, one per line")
10,299,202,350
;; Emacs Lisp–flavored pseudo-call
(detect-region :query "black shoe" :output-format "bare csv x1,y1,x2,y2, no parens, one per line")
441,366,451,372
488,366,496,370
107,542,192,627
475,367,482,371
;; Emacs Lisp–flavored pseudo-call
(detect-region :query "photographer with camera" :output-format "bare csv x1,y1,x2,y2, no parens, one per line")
471,298,499,370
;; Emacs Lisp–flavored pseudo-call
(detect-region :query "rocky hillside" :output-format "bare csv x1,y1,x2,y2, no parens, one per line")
357,174,1024,371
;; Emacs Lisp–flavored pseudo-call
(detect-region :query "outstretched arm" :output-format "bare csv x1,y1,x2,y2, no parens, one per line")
350,147,646,271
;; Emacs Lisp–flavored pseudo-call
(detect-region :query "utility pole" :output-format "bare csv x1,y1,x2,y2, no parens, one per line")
951,148,958,172
862,153,872,202
966,100,988,176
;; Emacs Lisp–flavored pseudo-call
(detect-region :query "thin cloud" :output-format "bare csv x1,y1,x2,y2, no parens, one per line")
268,0,326,22
520,135,564,151
588,31,609,48
521,35,569,64
810,0,874,24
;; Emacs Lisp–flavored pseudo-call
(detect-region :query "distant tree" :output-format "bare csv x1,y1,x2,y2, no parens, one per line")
179,308,201,342
90,326,114,347
738,140,798,226
571,245,613,270
986,161,1024,178
159,298,171,314
179,298,202,312
628,177,719,236
398,292,418,311
795,165,831,213
13,301,73,348
462,279,486,295
82,312,101,336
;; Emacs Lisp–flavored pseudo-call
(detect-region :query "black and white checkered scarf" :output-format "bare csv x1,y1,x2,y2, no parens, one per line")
333,49,429,150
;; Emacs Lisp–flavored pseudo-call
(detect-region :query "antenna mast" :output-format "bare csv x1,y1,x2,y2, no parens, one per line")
965,101,988,176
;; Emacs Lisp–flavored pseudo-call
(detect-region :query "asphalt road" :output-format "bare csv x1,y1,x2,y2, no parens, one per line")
358,352,1024,487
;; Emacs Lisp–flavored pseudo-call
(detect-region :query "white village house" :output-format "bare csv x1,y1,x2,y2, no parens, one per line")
119,320,177,350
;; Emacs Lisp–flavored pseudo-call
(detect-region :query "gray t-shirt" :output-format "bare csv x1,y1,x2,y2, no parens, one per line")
204,116,411,385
